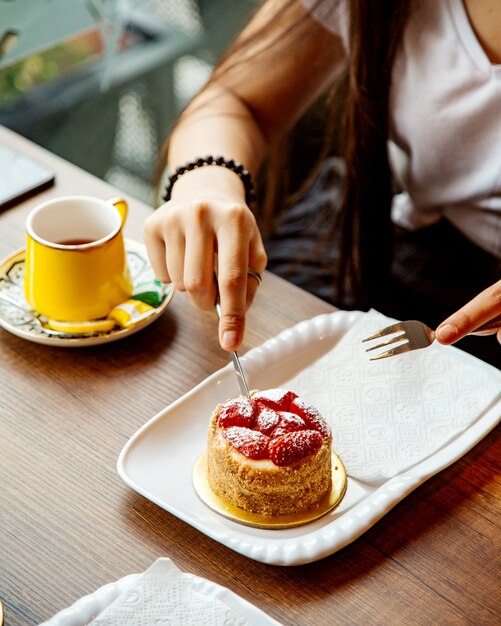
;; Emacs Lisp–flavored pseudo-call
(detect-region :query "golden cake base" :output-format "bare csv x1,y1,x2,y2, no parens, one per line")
192,449,347,529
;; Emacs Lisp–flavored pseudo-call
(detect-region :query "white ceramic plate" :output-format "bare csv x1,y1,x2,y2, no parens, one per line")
0,239,174,347
40,571,281,626
118,310,501,566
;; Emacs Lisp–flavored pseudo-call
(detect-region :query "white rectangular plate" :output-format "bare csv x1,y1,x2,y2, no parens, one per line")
118,311,500,566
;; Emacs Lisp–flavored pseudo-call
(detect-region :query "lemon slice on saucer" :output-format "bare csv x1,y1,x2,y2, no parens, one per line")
46,318,116,334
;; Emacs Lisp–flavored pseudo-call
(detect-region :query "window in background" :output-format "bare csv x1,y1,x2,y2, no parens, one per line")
0,0,257,204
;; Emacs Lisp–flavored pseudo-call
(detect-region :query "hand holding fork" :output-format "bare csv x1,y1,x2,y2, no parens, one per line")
363,281,501,360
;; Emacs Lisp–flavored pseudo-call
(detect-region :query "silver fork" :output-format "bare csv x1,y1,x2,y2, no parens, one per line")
363,316,501,360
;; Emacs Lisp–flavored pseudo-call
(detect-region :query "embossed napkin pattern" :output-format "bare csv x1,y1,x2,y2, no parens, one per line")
286,310,501,484
91,558,247,625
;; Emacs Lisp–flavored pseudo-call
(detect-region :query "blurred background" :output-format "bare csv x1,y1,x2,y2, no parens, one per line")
0,0,257,205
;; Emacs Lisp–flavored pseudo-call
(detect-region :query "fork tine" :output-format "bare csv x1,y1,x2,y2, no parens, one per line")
362,322,405,342
368,342,412,361
365,334,408,353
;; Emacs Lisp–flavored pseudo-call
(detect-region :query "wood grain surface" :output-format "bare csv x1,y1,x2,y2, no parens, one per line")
0,126,499,626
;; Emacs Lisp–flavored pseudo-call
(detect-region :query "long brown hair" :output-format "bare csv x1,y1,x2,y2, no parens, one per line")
157,0,411,307
339,0,410,306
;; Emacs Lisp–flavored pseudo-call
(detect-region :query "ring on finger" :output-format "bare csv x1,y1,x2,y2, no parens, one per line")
247,268,262,285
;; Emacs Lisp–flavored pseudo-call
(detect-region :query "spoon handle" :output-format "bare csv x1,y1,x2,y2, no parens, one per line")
214,299,251,398
0,292,93,338
0,292,39,317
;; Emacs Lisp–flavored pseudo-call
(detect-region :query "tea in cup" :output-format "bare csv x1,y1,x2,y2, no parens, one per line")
24,195,132,321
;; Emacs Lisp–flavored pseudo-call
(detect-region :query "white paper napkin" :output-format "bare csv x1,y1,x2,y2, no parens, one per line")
90,558,249,626
286,310,501,484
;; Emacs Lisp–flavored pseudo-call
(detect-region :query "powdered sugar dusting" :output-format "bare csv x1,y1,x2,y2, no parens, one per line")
223,426,270,460
254,406,280,435
290,397,330,437
272,412,306,437
251,388,297,411
218,396,255,428
269,430,323,466
231,397,254,416
217,389,329,465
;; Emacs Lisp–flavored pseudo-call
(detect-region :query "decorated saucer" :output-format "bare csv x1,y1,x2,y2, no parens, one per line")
0,239,174,347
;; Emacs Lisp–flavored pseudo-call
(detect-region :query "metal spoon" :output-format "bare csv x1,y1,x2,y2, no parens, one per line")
0,292,94,338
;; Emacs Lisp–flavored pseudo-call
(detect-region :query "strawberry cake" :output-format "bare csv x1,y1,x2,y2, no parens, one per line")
207,389,332,516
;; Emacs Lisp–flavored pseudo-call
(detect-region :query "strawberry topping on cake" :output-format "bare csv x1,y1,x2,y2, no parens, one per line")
218,396,255,428
214,389,330,466
223,426,270,459
269,430,323,466
290,396,330,437
253,405,281,436
252,388,298,411
271,411,306,438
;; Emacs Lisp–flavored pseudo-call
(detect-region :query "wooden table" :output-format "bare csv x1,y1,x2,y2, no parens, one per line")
0,125,499,626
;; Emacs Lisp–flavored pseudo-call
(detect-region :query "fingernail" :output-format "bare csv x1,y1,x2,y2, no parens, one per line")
436,323,455,343
222,330,239,350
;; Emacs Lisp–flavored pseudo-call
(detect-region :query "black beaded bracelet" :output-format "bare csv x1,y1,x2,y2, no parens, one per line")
162,155,257,206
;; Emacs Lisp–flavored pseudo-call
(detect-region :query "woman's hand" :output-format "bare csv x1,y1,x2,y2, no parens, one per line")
144,172,267,353
142,0,344,353
435,280,501,345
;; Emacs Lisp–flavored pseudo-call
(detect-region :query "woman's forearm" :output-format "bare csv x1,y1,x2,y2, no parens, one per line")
167,0,344,200
169,86,267,176
167,86,268,203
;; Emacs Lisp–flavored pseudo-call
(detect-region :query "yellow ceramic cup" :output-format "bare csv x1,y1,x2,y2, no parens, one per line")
24,195,132,321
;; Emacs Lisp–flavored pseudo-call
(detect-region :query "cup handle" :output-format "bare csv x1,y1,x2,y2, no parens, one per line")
109,197,128,227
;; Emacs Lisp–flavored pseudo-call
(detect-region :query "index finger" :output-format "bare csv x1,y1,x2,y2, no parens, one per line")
216,235,250,352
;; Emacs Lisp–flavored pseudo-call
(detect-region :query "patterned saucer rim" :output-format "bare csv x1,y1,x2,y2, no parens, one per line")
0,239,174,347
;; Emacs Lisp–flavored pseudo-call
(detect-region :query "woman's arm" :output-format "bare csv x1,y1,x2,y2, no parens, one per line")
144,0,345,351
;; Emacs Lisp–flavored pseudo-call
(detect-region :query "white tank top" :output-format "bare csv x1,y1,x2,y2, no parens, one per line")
301,0,501,258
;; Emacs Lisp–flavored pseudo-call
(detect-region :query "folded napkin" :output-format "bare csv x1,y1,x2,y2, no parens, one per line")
286,310,501,484
90,558,249,626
